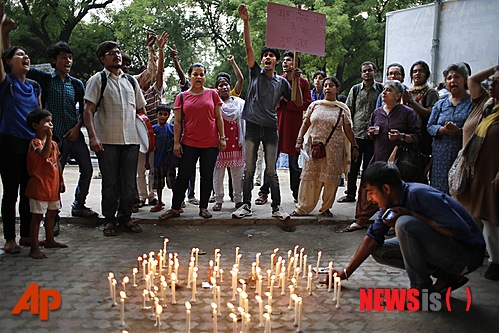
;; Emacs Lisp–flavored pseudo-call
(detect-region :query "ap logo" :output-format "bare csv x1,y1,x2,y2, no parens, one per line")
11,284,62,320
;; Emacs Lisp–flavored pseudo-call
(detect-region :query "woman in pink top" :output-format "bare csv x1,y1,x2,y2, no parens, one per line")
160,63,226,219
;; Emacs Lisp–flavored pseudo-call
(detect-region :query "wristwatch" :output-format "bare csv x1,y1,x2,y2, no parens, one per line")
219,136,228,141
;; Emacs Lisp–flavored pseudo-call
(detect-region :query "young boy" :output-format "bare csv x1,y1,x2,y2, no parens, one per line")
150,104,178,213
233,4,303,224
25,109,67,259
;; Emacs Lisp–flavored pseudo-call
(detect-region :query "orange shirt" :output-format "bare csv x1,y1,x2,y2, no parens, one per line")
25,138,61,201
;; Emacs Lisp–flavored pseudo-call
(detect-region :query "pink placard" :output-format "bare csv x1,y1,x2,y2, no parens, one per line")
266,2,326,56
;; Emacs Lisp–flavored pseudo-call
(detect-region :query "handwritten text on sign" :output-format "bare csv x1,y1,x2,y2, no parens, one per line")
266,2,326,56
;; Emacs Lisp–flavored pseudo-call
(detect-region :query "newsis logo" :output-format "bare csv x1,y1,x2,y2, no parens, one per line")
359,287,472,312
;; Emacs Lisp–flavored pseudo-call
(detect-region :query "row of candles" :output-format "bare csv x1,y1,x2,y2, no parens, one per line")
107,239,343,332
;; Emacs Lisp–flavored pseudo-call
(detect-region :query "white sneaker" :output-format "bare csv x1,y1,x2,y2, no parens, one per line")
272,205,290,221
232,204,252,218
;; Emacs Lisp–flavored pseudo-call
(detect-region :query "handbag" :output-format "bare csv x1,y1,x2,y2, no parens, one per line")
310,109,343,160
448,148,468,197
391,143,431,183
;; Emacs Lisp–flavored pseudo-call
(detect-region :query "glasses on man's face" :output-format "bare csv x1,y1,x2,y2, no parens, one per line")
487,77,499,86
105,50,121,56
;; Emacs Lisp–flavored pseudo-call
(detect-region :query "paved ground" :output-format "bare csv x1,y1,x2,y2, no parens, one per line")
0,164,498,332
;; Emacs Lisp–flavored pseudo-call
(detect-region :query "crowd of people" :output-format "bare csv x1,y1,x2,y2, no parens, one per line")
1,3,497,294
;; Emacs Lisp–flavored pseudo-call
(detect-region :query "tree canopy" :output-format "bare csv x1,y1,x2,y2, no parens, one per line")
5,0,433,98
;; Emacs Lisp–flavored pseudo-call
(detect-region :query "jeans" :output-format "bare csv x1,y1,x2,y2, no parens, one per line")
372,215,479,289
346,138,373,197
0,150,31,240
96,144,139,224
172,145,219,210
260,153,300,200
243,123,281,208
59,132,93,208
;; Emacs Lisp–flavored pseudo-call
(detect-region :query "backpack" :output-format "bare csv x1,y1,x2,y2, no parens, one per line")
95,70,137,110
351,81,383,116
0,74,40,119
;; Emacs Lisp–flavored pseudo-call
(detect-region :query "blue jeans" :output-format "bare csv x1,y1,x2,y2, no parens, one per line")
372,215,479,289
96,144,139,224
172,145,219,210
243,122,281,208
59,132,93,208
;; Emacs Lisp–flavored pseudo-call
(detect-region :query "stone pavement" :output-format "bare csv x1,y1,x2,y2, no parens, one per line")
0,164,498,333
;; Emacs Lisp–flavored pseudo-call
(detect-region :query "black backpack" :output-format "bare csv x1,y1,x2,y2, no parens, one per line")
95,70,137,110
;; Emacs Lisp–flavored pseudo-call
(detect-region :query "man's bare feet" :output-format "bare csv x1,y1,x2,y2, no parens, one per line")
44,241,68,248
30,249,47,259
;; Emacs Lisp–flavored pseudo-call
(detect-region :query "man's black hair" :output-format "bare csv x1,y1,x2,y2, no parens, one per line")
361,161,403,190
26,108,52,128
283,51,301,68
260,47,280,61
47,42,73,68
361,61,376,71
386,63,405,80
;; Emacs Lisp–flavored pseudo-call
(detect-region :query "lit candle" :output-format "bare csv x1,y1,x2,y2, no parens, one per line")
185,302,191,333
292,294,299,327
297,297,303,332
211,303,218,333
161,281,167,306
142,256,147,279
265,291,272,308
316,251,322,278
145,274,150,292
333,273,339,301
122,276,129,294
328,262,333,292
168,254,173,277
132,268,138,287
108,272,114,300
229,312,238,333
171,273,177,304
287,257,294,281
241,291,249,312
256,252,261,268
245,313,251,333
187,260,194,288
237,253,242,267
280,272,286,295
220,269,224,282
238,307,246,333
287,250,292,266
112,278,117,306
302,255,308,278
150,294,157,318
119,291,126,328
293,254,299,275
308,271,313,295
270,254,275,272
211,277,217,303
288,285,295,309
275,257,282,276
209,260,214,279
149,271,155,291
137,256,142,271
270,275,275,296
335,281,342,308
231,270,237,301
294,245,299,258
156,304,163,333
256,295,264,327
237,287,243,308
299,248,304,274
158,252,163,273
264,313,270,333
235,246,240,264
251,262,256,279
216,286,221,316
191,271,197,302
163,237,169,254
174,253,179,277
142,289,148,309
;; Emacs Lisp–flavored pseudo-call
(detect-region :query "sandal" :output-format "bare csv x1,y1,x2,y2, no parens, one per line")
199,208,212,219
150,204,164,212
159,209,180,220
343,222,366,232
255,193,268,205
4,245,21,254
121,220,142,233
103,222,118,237
321,210,333,217
188,197,200,205
337,195,356,203
212,202,222,211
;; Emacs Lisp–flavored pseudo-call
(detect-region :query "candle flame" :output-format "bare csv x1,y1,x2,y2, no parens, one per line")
123,276,129,283
156,304,163,315
120,291,126,298
211,303,217,310
132,268,138,273
255,295,262,301
229,313,237,320
185,301,191,310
